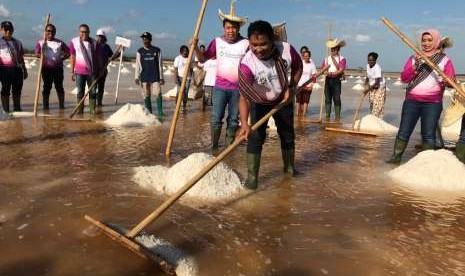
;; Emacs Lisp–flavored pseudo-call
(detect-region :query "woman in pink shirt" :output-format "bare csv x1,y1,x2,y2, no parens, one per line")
387,29,456,164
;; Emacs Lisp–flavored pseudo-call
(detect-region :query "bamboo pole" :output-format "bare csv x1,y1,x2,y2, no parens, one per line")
69,45,122,118
317,24,333,122
127,99,287,238
381,17,464,97
33,14,51,116
351,91,368,130
165,0,209,156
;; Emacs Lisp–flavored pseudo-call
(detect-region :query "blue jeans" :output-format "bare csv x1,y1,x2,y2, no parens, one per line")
75,74,97,100
397,99,442,145
211,87,240,129
458,116,465,144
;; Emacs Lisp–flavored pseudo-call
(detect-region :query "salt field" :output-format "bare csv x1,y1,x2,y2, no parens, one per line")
1,61,465,276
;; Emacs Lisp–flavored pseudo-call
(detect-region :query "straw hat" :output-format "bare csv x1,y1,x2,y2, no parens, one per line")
326,38,346,49
440,36,453,49
272,21,287,42
218,0,247,26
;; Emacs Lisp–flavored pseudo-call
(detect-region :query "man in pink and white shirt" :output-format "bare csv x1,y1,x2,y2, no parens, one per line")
69,23,101,115
0,21,27,112
237,20,302,189
35,23,70,110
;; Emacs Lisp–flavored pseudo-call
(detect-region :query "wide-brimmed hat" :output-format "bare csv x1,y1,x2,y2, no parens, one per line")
326,38,346,49
440,36,453,49
218,0,247,26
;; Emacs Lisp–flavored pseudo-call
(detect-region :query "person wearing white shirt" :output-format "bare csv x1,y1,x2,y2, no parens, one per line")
173,45,192,110
296,50,317,117
364,52,386,118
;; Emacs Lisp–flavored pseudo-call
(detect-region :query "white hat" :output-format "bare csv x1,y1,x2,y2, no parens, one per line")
326,38,346,49
218,0,247,26
96,29,106,37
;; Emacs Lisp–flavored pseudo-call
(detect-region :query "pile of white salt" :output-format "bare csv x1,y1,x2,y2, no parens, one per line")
352,84,365,91
105,103,160,127
133,152,246,202
387,149,465,191
353,114,398,134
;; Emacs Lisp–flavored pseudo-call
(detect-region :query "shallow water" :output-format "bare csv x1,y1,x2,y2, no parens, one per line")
1,64,465,275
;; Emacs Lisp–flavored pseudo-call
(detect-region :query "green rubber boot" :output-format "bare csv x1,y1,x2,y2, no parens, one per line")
211,127,221,150
77,97,84,115
282,148,299,176
144,96,153,114
325,103,331,120
455,143,465,163
225,128,237,147
245,153,261,190
89,98,96,117
156,94,165,119
422,143,435,151
386,138,408,164
335,105,342,121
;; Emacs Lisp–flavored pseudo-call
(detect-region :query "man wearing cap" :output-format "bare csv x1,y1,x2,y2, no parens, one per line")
194,1,249,150
135,31,165,118
0,21,28,112
34,23,70,110
321,38,347,121
95,29,114,108
69,24,101,115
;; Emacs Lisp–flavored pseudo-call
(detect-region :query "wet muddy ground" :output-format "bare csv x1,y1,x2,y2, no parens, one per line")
1,62,465,276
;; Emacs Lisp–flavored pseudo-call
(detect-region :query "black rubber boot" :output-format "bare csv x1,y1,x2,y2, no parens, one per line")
57,93,65,109
1,96,9,113
211,127,221,150
225,128,237,147
282,148,299,176
77,97,84,115
386,138,408,164
325,103,331,119
89,98,96,117
245,153,261,190
455,143,465,163
12,95,21,111
42,93,50,110
97,91,104,107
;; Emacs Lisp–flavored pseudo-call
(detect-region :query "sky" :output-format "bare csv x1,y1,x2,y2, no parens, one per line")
0,0,464,72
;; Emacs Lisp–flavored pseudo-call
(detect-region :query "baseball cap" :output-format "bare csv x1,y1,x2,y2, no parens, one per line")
1,21,13,31
140,32,152,39
96,29,106,37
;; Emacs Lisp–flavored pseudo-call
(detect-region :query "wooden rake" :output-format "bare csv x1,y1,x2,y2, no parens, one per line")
84,98,289,274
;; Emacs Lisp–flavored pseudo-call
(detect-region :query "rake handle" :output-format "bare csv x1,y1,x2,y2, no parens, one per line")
381,17,464,98
351,90,368,130
33,14,51,116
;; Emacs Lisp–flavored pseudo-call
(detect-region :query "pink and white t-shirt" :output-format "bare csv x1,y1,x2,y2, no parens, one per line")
239,42,301,102
35,39,69,68
321,55,346,78
298,59,317,87
0,38,24,68
204,37,249,91
401,55,456,103
69,37,97,75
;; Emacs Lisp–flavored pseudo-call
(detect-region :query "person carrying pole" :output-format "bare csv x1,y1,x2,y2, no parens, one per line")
0,21,28,112
95,29,114,108
194,0,249,150
134,32,164,118
69,24,101,116
387,29,456,164
237,20,303,189
34,23,70,110
364,52,386,118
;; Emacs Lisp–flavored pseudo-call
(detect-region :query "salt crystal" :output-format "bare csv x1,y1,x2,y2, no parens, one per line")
105,103,161,127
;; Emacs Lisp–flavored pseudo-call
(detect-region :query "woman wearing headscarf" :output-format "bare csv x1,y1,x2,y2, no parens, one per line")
387,29,456,164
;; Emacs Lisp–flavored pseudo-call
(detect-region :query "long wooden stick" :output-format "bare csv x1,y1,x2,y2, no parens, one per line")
381,17,464,98
165,0,208,156
33,14,51,116
351,91,368,130
69,45,122,118
317,24,333,122
114,48,124,105
128,98,289,238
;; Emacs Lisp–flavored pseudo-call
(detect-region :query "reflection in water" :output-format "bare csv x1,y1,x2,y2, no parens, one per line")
1,75,465,275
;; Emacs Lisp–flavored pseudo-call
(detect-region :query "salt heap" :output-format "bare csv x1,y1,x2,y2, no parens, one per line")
134,152,246,202
386,77,392,81
355,79,364,84
164,69,173,76
105,103,160,127
353,114,398,134
135,235,198,276
352,84,365,91
120,67,130,74
393,80,402,86
163,86,178,99
131,63,136,69
348,75,354,79
356,76,361,79
387,149,465,191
